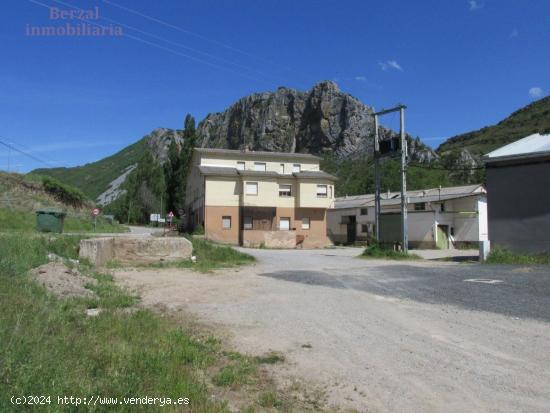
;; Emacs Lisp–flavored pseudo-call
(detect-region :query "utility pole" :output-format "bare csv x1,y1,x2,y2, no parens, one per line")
374,112,381,241
399,106,408,253
372,104,408,252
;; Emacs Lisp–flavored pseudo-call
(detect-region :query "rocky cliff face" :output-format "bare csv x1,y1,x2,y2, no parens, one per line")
145,128,184,164
196,81,436,161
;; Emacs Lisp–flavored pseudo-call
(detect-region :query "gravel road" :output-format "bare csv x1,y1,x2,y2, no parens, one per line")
112,248,550,412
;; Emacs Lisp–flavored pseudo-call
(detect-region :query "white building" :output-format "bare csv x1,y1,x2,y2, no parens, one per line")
327,184,488,249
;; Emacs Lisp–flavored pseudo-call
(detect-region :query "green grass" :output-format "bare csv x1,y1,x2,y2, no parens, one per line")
32,136,150,200
486,246,550,265
360,244,421,260
438,96,550,155
148,238,255,272
0,233,272,412
0,207,128,233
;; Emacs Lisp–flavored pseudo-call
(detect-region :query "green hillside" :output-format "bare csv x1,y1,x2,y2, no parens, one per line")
438,96,550,156
32,137,148,200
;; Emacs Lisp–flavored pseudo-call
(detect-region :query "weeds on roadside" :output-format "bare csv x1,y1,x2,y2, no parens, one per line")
486,246,550,265
146,238,255,272
360,240,420,260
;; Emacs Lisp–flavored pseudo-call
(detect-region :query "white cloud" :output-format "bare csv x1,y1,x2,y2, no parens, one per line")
354,76,367,81
509,28,518,38
528,87,543,99
378,60,403,72
469,0,483,11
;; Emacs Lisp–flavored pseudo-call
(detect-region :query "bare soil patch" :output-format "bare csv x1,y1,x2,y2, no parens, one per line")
30,262,97,299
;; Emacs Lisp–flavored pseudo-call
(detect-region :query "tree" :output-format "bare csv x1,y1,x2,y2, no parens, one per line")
172,114,197,215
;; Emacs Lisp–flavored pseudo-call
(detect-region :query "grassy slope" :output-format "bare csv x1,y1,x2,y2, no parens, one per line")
0,172,128,233
0,234,298,412
437,96,550,156
32,137,148,200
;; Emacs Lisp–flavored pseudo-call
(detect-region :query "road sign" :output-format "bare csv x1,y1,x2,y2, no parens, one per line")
92,208,100,216
167,211,174,218
150,213,160,222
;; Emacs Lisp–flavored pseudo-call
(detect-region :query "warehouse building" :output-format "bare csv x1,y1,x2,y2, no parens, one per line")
484,133,550,254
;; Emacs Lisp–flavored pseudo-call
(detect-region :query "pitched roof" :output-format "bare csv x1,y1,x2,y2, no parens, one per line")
198,165,238,176
485,133,550,162
334,184,485,209
195,147,320,160
196,165,335,180
293,170,337,180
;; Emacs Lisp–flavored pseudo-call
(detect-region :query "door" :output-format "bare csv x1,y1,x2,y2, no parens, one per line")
437,225,449,249
346,216,357,243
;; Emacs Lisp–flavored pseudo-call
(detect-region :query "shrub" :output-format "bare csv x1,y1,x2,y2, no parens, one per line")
361,239,420,260
193,224,205,235
41,176,88,208
486,246,550,265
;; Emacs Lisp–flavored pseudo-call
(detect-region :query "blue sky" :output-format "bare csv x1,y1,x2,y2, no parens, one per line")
1,0,548,172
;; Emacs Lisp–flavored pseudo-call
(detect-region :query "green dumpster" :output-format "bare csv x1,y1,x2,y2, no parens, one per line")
36,208,66,233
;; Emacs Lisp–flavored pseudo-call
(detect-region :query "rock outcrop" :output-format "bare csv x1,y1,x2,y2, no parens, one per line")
145,127,184,164
196,81,436,161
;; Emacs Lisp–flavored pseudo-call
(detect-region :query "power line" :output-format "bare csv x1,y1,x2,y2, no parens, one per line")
102,0,274,65
0,137,54,168
49,0,277,82
28,0,267,83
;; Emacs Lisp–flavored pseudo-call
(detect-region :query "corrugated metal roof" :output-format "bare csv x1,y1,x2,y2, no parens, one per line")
195,147,319,160
485,133,550,160
334,184,485,209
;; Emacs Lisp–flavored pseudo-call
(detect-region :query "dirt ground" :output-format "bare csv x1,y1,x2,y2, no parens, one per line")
30,262,97,299
112,248,550,413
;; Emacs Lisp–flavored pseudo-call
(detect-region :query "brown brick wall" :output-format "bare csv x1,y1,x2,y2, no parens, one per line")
276,207,329,248
204,206,240,245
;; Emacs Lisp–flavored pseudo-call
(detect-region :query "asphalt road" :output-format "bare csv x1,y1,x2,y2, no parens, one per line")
259,258,550,322
114,247,550,412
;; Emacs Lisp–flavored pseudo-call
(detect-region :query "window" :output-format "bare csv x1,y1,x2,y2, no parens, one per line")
237,161,245,170
222,216,231,229
254,162,266,172
360,208,368,215
317,184,328,197
440,202,445,212
415,202,426,211
243,216,252,230
279,217,290,230
280,163,285,174
302,217,310,230
361,224,369,233
279,184,292,197
292,164,301,173
246,182,258,195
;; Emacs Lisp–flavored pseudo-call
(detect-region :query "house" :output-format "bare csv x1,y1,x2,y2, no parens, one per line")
484,133,550,254
185,148,336,248
327,184,488,249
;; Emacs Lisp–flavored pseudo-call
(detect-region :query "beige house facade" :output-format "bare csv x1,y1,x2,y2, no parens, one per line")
185,148,336,248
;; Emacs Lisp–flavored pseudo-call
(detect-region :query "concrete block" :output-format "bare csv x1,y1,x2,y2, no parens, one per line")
79,237,114,266
113,237,193,264
79,236,193,266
